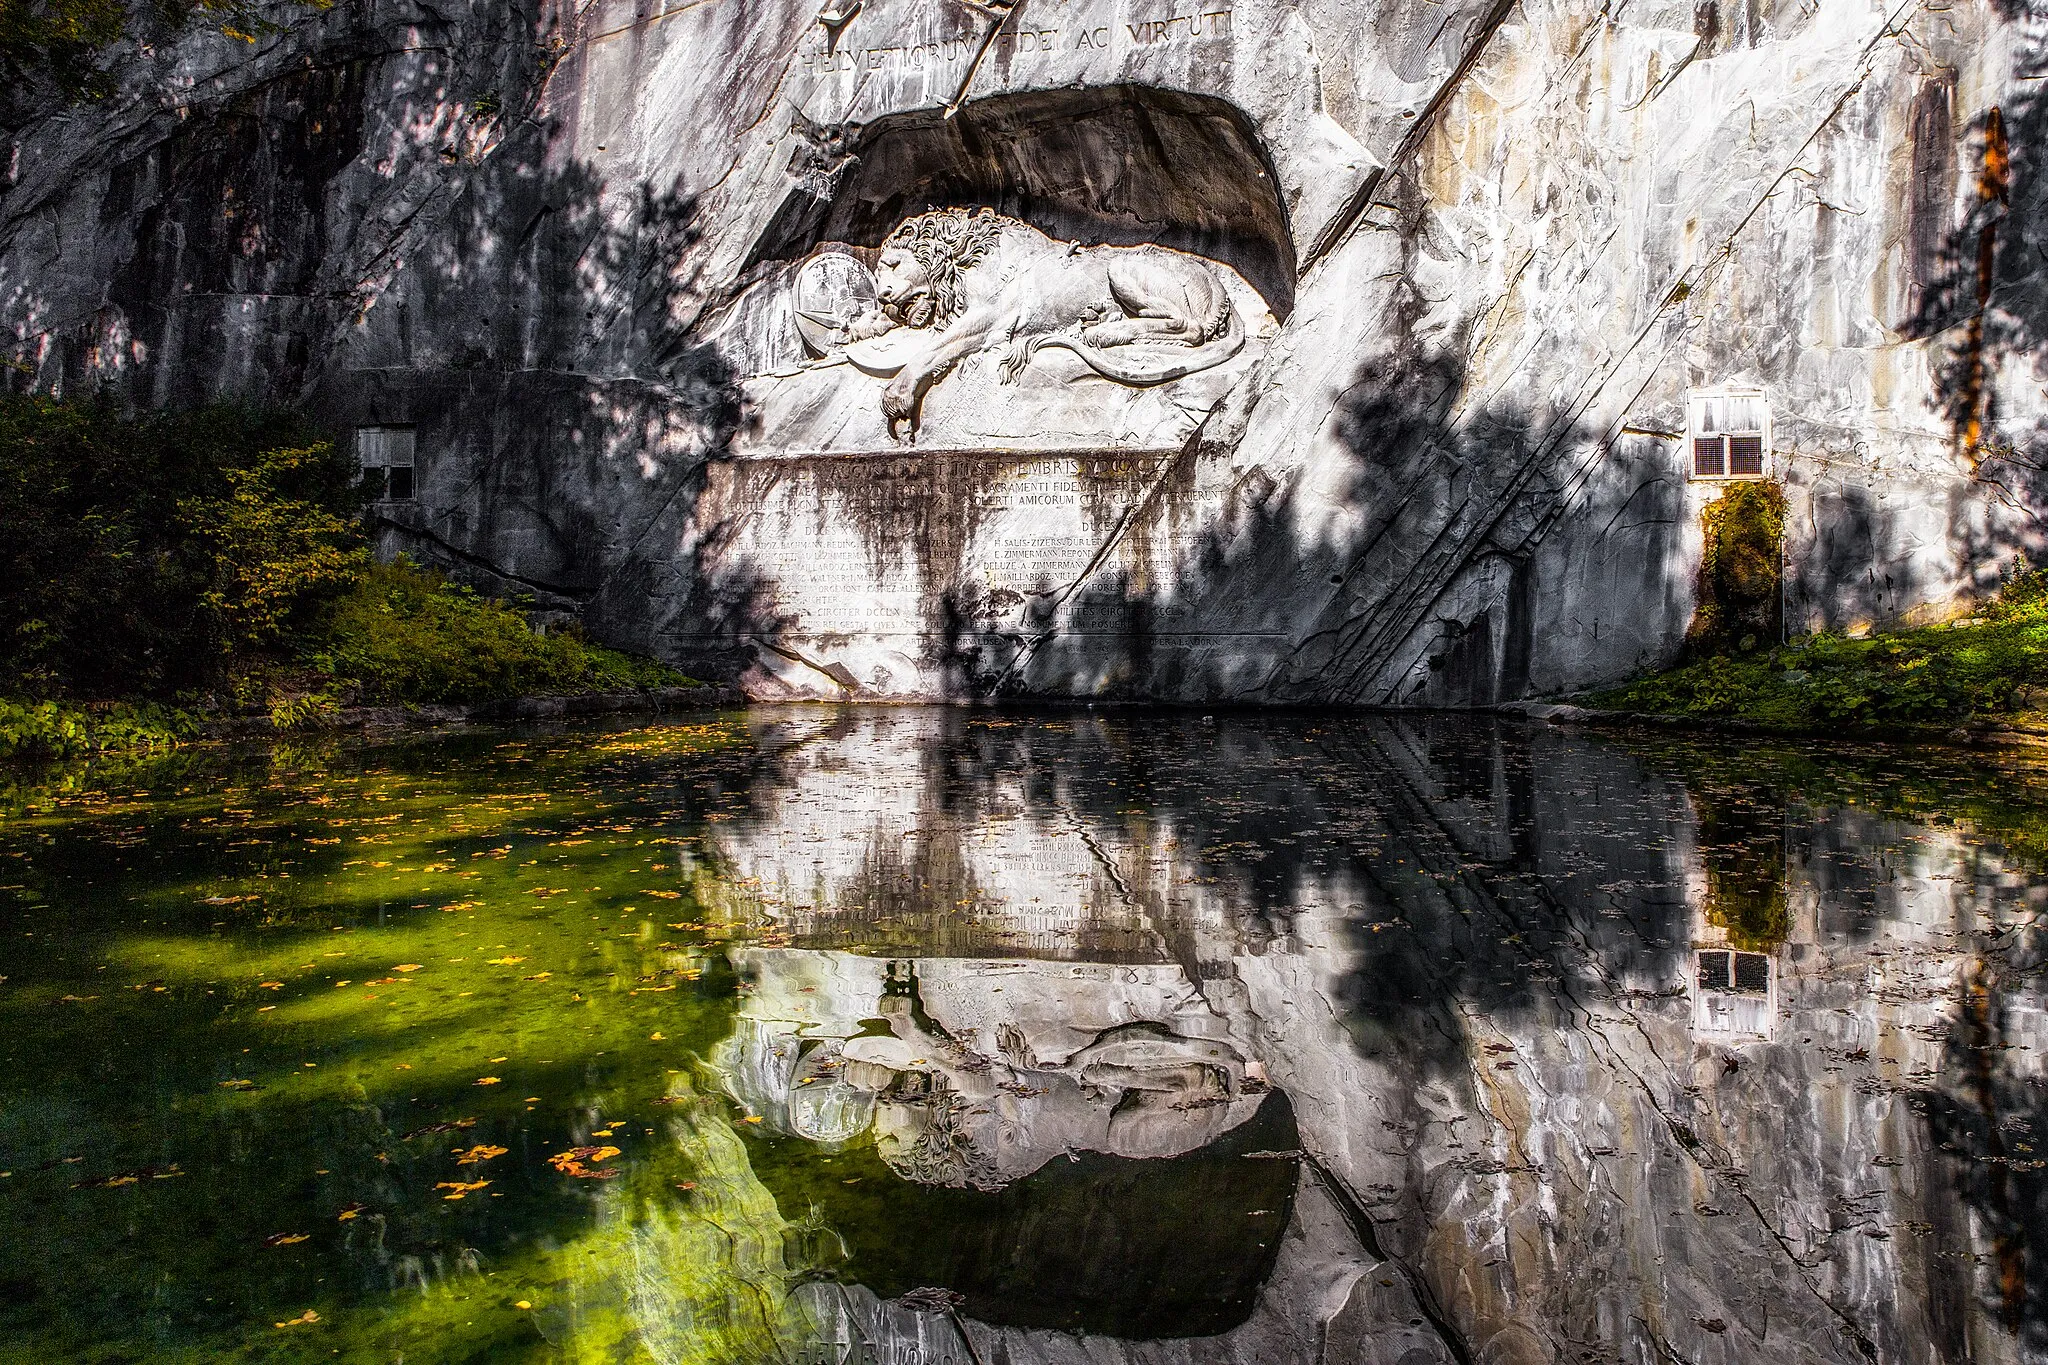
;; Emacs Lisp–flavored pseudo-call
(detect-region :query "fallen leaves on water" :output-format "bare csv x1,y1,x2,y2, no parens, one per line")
455,1145,507,1166
274,1310,319,1328
473,1077,502,1086
484,956,525,966
258,981,284,990
56,995,99,1003
219,1079,258,1091
393,964,422,973
547,1146,622,1179
642,890,682,899
523,972,552,981
69,1164,182,1190
336,1204,366,1221
262,1232,311,1247
436,1180,491,1200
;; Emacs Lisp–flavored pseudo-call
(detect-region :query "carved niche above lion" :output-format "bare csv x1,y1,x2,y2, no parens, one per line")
723,208,1276,457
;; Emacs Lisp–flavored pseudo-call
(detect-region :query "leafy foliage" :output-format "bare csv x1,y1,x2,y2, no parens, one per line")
1686,479,1785,657
0,396,360,699
309,560,690,705
0,398,694,752
1597,561,2048,733
1,0,332,105
0,0,125,100
0,696,196,760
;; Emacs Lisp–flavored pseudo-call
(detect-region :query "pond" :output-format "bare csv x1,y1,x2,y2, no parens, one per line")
0,708,2042,1364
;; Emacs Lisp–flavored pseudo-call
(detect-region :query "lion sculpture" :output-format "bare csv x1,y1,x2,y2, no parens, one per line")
793,208,1249,442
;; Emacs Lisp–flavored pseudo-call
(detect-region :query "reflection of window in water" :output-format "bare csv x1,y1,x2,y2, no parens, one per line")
1695,947,1776,1036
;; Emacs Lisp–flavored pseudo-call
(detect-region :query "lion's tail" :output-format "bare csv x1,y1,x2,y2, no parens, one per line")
1034,309,1245,386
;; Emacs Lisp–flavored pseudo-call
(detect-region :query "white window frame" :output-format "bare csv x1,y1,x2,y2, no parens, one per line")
356,425,417,503
1693,947,1778,1037
1686,387,1772,482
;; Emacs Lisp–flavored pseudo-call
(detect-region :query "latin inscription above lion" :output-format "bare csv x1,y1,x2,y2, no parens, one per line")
746,208,1273,453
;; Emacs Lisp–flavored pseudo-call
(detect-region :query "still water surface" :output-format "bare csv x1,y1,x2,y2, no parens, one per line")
0,709,2042,1363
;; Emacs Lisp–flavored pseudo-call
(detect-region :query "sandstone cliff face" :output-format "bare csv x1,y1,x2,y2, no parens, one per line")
5,0,2048,699
686,710,2045,1364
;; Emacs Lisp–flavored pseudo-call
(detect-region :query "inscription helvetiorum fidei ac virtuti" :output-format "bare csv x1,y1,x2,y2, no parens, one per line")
11,0,2048,704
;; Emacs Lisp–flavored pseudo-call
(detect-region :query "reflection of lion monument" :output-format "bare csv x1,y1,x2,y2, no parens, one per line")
792,208,1248,442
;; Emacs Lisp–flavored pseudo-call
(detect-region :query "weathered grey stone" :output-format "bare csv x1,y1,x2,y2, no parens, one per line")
685,709,2044,1363
5,0,2048,699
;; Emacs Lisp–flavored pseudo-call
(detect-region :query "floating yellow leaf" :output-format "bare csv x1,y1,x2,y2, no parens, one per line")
642,890,682,899
522,972,552,981
393,964,422,973
474,1077,501,1086
546,1146,622,1179
435,1180,490,1200
219,1079,256,1091
258,981,284,990
456,1145,508,1166
263,1232,311,1247
485,956,525,966
336,1203,366,1221
274,1309,319,1328
515,1300,532,1310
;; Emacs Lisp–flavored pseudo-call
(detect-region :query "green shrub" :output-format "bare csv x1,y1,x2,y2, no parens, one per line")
0,396,362,699
307,560,690,704
0,697,196,760
1686,480,1786,657
1,398,694,753
1596,561,2048,732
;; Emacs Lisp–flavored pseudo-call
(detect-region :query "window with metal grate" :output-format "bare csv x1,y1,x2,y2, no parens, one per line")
357,426,417,503
1728,434,1764,476
1686,388,1770,481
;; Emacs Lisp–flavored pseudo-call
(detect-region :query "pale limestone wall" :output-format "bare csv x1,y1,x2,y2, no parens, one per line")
4,0,2046,698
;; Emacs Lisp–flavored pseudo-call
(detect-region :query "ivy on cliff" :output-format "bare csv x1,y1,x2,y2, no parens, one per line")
1686,479,1786,658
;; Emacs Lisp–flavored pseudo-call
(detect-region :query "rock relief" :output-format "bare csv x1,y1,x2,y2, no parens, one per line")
732,208,1273,456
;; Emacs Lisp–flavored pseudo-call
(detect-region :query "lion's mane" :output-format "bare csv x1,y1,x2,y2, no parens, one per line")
884,207,1000,326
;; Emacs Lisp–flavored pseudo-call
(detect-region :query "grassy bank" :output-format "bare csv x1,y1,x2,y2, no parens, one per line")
1591,566,2048,736
0,397,697,759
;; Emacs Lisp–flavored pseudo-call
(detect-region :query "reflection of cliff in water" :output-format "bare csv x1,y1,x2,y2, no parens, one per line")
689,709,2044,1364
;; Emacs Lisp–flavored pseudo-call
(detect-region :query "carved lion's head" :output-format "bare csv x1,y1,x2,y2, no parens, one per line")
876,208,998,329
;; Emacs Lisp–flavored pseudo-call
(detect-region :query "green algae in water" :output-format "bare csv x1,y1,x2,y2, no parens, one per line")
0,719,834,1363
